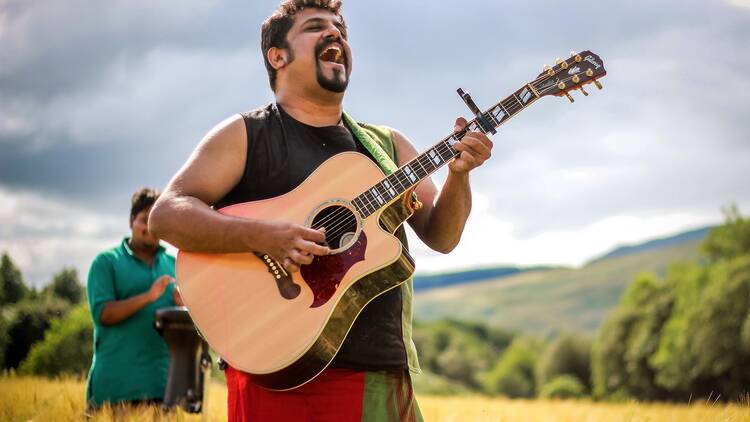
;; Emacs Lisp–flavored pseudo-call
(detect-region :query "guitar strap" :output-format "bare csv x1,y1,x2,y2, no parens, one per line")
342,111,398,176
342,111,422,376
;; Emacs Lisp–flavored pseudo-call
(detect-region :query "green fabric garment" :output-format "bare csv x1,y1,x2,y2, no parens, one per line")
85,238,176,408
362,371,424,422
343,112,422,375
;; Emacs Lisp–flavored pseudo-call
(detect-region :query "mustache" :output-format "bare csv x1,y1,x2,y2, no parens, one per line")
315,40,348,66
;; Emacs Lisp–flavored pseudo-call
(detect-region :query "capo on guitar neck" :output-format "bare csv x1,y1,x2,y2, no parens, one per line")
457,88,497,135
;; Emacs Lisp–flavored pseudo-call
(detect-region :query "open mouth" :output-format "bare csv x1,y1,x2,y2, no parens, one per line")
318,44,345,65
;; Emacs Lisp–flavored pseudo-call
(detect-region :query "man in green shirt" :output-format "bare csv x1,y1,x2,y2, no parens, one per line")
86,187,183,408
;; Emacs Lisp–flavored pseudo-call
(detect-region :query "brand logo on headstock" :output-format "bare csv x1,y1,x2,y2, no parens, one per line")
567,66,581,75
584,55,601,69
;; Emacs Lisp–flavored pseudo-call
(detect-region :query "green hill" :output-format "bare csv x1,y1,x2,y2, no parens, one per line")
414,236,705,335
413,266,558,292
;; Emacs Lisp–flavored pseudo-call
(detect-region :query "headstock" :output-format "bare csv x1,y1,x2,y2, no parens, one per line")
532,50,606,102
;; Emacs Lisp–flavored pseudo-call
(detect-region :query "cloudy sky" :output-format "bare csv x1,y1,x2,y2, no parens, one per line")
1,0,749,288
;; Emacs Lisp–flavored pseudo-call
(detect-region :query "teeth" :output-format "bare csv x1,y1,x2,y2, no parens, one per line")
320,45,343,64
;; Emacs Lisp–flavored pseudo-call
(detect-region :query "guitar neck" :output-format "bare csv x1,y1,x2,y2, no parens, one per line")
351,83,540,218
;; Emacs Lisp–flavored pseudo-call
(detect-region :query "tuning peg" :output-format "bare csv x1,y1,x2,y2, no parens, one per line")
570,51,576,57
586,68,594,77
593,80,603,90
572,75,581,84
544,64,554,76
555,58,569,69
564,92,575,103
557,82,567,90
579,86,589,96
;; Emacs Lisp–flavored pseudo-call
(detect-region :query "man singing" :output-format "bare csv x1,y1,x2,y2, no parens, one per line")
149,1,492,420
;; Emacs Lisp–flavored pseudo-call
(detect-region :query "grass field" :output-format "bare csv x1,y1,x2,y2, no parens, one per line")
2,374,748,421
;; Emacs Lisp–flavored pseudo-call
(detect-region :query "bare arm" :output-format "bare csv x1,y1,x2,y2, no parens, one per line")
149,115,329,272
394,118,493,253
99,275,172,325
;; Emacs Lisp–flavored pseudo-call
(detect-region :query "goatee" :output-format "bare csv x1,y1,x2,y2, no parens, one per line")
316,66,348,93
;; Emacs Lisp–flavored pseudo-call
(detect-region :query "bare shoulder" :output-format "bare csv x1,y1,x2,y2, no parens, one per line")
165,114,248,205
197,114,247,154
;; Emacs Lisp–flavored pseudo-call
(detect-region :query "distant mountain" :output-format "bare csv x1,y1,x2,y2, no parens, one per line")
413,266,557,292
587,226,713,264
414,226,711,335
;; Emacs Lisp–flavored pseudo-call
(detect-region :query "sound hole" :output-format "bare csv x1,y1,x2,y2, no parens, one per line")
311,205,358,251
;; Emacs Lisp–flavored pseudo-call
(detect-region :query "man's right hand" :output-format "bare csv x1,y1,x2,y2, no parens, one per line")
260,221,329,273
148,275,174,302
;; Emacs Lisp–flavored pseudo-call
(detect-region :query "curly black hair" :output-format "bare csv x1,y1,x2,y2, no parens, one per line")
261,0,346,91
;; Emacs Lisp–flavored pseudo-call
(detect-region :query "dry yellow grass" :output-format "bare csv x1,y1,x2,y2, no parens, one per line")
418,395,750,422
2,374,748,421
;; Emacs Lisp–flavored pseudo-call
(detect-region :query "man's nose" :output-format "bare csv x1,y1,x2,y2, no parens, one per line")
322,24,342,41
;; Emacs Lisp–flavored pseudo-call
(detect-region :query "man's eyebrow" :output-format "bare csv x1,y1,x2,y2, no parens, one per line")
301,17,347,33
302,17,326,26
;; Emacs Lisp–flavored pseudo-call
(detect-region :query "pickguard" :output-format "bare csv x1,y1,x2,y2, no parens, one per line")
301,231,368,308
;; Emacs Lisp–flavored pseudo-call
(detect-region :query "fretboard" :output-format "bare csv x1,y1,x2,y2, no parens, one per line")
351,84,539,218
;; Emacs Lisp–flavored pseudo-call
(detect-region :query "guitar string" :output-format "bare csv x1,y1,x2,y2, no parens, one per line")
308,72,591,242
306,65,579,232
312,86,541,239
309,98,524,233
306,67,569,232
310,138,467,239
310,96,529,236
311,97,529,239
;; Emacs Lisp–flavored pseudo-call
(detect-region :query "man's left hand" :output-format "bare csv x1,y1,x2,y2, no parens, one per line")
448,117,493,174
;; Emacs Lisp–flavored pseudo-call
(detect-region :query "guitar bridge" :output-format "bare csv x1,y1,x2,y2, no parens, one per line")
254,252,301,300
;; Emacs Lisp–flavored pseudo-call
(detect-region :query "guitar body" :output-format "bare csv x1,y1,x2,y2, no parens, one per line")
176,152,416,391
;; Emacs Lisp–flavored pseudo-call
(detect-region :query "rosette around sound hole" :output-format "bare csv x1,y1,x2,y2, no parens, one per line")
311,205,359,252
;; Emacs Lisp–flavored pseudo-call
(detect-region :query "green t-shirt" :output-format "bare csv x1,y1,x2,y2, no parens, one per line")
85,237,176,407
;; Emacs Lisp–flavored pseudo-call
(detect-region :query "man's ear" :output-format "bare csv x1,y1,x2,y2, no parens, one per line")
268,47,288,70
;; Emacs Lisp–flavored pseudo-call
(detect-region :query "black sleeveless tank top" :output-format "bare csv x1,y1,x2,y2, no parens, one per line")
216,104,408,370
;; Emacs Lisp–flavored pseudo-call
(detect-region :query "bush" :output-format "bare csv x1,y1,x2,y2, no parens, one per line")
484,336,544,398
539,375,586,399
536,332,592,392
0,315,9,367
702,204,750,263
411,370,471,395
20,303,93,376
413,319,514,391
3,298,71,369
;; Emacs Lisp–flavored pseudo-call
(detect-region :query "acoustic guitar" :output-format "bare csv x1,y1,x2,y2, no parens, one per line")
176,51,607,390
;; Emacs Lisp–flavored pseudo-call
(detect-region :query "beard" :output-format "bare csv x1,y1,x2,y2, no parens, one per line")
314,42,349,93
